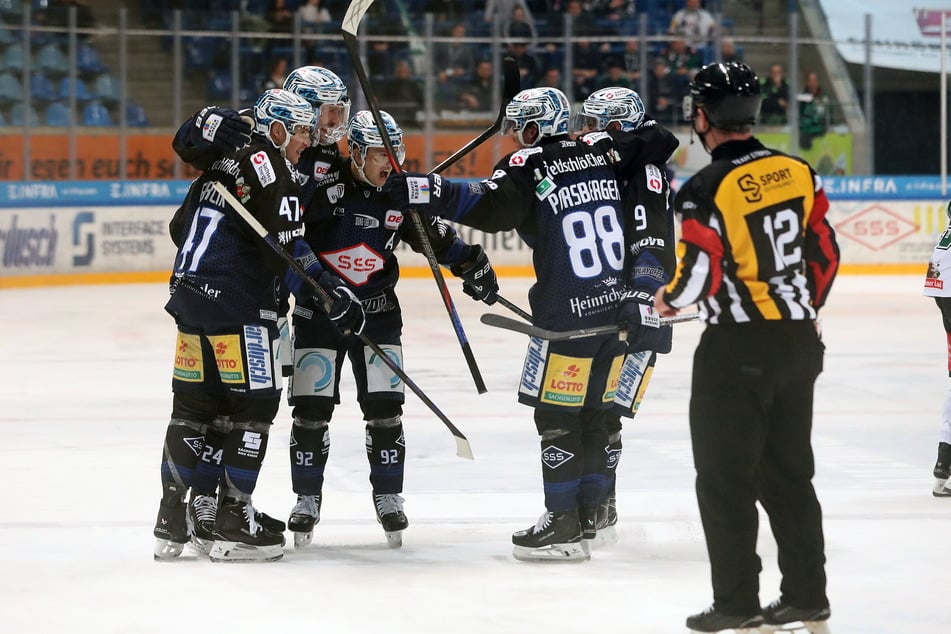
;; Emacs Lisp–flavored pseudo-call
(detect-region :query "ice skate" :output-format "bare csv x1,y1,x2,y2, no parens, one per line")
760,599,831,633
933,442,951,497
254,509,287,534
685,605,763,633
288,494,321,548
592,493,619,548
153,487,188,561
579,504,597,555
187,493,217,555
511,509,587,562
209,498,284,563
373,493,408,548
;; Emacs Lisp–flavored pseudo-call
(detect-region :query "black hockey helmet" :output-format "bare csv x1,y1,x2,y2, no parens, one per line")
683,62,762,129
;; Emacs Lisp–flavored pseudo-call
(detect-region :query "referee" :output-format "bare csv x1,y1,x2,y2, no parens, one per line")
654,62,840,633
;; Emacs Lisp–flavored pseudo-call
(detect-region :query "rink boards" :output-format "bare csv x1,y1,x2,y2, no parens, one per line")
0,176,947,288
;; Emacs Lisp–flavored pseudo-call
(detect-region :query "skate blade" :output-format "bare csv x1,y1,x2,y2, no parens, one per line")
189,536,213,556
293,530,314,548
208,541,284,563
761,621,831,634
512,542,589,562
933,477,951,497
591,525,618,549
153,538,185,560
384,530,403,548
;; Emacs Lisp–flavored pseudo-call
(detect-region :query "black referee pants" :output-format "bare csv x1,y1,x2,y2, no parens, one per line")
689,320,829,614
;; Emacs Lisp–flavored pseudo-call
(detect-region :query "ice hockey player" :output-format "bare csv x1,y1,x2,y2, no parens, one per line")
285,110,499,549
153,88,365,563
385,87,678,561
923,199,951,497
167,66,352,552
570,86,676,548
653,62,837,633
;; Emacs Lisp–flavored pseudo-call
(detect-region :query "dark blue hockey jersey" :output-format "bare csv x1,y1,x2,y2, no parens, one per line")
165,138,308,326
437,127,679,331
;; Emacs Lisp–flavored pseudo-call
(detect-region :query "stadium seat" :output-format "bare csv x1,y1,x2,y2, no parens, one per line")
44,100,71,126
2,42,24,75
0,70,21,105
35,43,69,77
76,43,108,77
58,76,93,102
29,71,55,103
93,73,121,105
9,101,39,126
126,100,148,127
81,99,112,126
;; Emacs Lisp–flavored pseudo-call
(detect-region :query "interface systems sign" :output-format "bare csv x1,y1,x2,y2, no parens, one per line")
835,204,918,250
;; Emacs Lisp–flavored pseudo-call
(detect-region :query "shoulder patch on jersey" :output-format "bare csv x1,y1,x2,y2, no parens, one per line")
327,183,345,204
508,147,542,167
251,151,277,187
384,209,403,230
645,164,664,194
582,131,611,146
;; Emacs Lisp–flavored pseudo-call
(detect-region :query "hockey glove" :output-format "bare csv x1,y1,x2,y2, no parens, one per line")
284,241,327,299
450,244,499,305
383,172,443,211
616,291,672,354
324,282,366,337
194,106,252,154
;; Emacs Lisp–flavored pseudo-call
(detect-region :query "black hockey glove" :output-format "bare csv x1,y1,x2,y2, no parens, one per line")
616,291,672,354
194,106,252,154
320,275,366,337
450,244,499,305
383,172,443,211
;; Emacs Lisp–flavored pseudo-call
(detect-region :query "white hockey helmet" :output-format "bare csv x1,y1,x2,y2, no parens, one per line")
253,88,316,155
283,66,351,145
502,87,570,147
346,110,406,166
572,86,646,134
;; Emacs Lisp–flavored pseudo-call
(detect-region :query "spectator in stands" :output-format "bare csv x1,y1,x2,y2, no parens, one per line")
662,37,702,98
261,57,289,91
798,71,829,149
668,0,716,50
267,0,296,33
424,1,466,22
380,60,423,128
570,38,602,101
619,39,643,85
458,60,495,111
563,0,602,37
436,22,477,82
759,63,789,125
485,0,537,40
506,5,539,47
299,0,332,33
719,37,742,64
536,66,562,89
367,39,393,80
594,62,633,91
648,57,677,125
505,39,540,88
587,0,636,22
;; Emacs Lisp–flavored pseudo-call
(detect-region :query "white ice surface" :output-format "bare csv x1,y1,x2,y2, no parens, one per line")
0,275,948,633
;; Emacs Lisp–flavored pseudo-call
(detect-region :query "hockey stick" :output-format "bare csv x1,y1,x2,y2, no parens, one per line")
211,181,474,460
479,312,700,342
494,294,532,322
428,56,521,176
341,0,487,395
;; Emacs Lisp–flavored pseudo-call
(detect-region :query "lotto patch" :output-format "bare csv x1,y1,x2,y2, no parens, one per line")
207,334,244,384
540,353,592,406
173,332,203,382
601,353,626,403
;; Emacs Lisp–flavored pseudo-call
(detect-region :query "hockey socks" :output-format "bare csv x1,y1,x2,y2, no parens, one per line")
221,422,270,499
366,418,405,495
289,419,330,495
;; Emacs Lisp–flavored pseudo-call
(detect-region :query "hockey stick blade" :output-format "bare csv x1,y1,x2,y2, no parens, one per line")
428,56,521,175
479,312,700,341
211,181,474,460
341,13,488,395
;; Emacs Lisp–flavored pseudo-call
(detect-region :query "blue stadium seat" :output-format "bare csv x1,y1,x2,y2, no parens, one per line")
58,76,93,102
76,43,108,77
126,100,148,127
44,100,71,126
0,70,21,105
93,73,121,105
29,71,55,103
10,101,39,126
2,42,24,75
81,99,113,126
35,43,69,77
